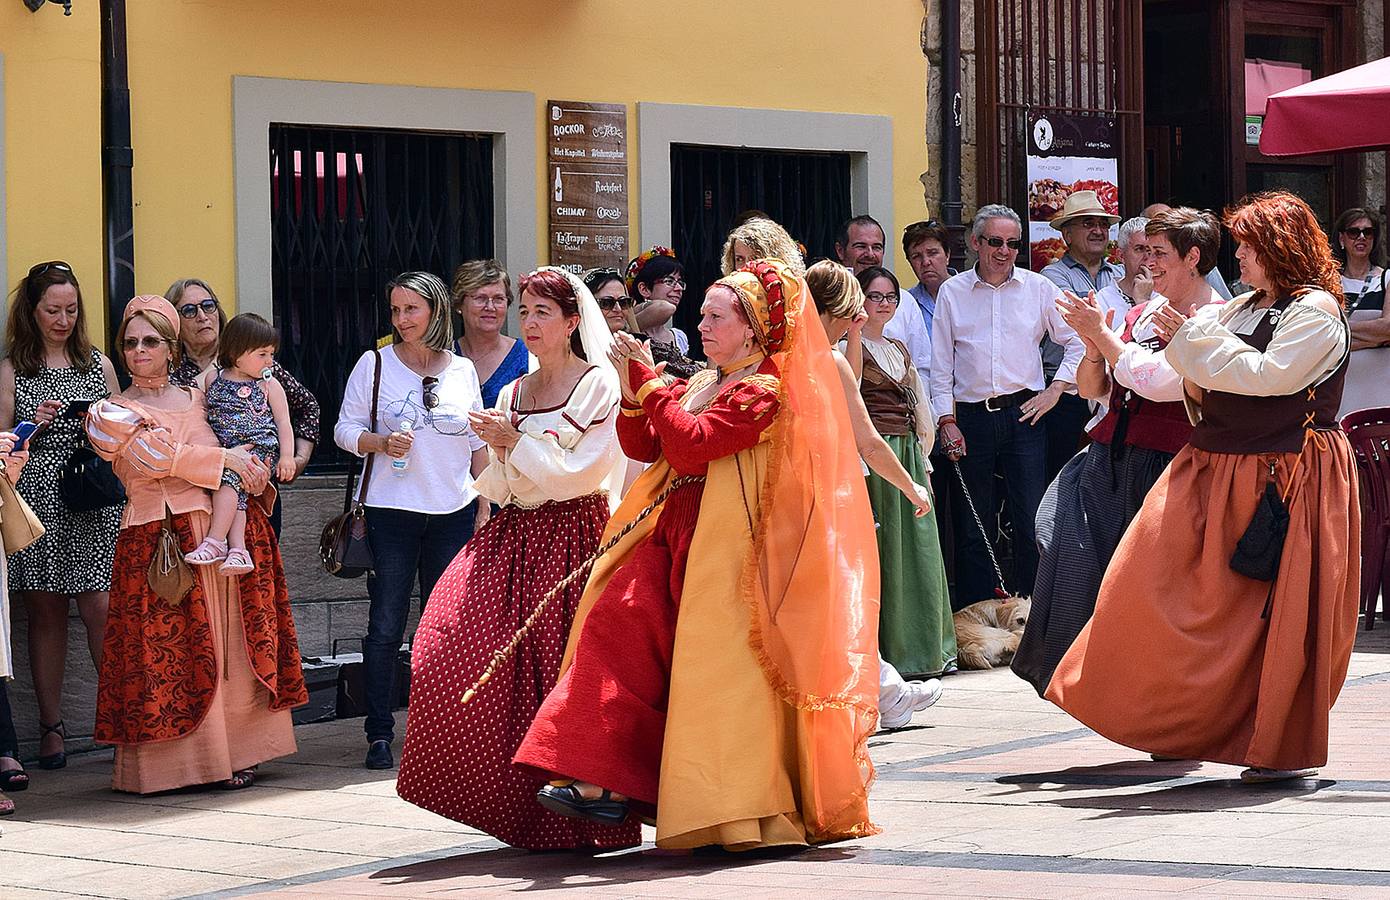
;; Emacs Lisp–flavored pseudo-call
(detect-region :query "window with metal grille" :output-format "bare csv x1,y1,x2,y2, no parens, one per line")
669,144,852,357
269,125,494,470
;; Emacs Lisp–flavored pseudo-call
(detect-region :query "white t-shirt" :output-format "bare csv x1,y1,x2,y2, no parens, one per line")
334,345,486,514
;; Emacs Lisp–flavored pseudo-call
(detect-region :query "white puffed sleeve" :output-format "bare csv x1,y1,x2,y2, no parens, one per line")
1166,294,1349,397
474,368,624,508
1112,302,1222,403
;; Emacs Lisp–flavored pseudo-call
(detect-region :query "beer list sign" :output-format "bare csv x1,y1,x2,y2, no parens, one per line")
547,100,629,273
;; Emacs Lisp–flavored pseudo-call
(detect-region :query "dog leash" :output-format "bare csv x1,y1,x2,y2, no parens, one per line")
950,459,1010,599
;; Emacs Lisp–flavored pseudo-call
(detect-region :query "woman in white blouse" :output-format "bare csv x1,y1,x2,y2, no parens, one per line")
396,267,640,851
333,272,489,771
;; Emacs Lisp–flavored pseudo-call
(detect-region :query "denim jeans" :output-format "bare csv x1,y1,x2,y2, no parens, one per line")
362,502,476,742
952,402,1048,605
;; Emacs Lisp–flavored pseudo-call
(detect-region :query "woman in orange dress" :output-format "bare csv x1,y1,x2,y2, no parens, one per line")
515,260,880,850
1047,192,1359,782
87,295,305,793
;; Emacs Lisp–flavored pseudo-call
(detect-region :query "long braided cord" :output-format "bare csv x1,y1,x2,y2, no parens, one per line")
460,475,703,704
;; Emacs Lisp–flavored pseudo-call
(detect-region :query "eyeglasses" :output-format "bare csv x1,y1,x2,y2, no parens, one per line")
982,236,1024,251
422,376,440,410
178,298,220,319
29,261,73,279
466,293,509,309
866,291,899,306
657,276,686,289
1344,227,1377,239
121,336,168,351
597,296,635,311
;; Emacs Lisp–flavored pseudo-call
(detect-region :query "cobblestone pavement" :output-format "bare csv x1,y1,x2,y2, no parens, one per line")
3,625,1388,899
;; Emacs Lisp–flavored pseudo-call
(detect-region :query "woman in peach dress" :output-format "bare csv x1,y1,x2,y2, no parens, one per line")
87,295,305,793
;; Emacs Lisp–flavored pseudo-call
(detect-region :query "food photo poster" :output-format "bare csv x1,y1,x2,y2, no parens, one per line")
1026,112,1120,270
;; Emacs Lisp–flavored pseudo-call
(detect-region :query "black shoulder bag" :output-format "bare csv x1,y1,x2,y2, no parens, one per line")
319,351,382,578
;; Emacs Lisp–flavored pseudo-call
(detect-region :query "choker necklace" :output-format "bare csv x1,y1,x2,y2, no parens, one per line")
718,350,765,377
131,373,170,390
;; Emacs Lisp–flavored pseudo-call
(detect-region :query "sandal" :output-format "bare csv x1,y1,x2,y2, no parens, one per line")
536,782,630,825
218,548,254,576
37,721,66,770
0,795,13,816
0,760,29,792
185,537,229,566
219,768,257,790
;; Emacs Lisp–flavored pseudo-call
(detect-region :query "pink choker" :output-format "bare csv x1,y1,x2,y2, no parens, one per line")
131,373,170,389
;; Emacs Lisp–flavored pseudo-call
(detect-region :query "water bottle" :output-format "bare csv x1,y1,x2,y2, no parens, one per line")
390,420,413,477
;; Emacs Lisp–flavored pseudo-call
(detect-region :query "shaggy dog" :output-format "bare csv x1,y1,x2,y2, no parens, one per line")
953,596,1031,670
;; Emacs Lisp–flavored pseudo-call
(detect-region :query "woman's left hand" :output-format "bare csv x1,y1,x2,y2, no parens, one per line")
3,449,30,483
240,453,271,496
611,331,657,373
907,481,932,518
1151,301,1190,341
468,410,521,451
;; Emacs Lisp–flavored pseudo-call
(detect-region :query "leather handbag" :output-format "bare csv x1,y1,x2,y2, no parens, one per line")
0,464,45,553
148,512,195,606
1230,479,1290,584
320,350,381,579
59,445,127,513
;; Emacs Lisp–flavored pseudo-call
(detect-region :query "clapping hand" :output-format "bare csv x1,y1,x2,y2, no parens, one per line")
1056,290,1113,342
1150,301,1190,342
467,409,520,451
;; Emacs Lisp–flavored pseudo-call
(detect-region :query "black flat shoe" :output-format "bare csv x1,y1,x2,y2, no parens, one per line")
536,783,630,825
364,740,394,770
36,721,66,771
0,767,28,792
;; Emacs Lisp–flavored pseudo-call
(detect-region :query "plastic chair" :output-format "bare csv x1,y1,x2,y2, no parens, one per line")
1342,407,1390,629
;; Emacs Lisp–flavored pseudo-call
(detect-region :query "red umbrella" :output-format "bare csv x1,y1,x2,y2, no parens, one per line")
1259,55,1390,156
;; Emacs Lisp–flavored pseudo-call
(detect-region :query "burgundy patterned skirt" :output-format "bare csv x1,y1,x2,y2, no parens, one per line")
396,493,642,850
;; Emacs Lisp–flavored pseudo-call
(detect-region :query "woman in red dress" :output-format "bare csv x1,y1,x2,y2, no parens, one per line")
395,268,639,850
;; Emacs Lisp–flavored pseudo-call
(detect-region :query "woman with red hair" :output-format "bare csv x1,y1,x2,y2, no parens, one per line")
396,268,639,850
1047,191,1359,783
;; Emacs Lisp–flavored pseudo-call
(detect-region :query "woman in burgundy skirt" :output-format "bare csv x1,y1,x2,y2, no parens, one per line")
396,268,639,850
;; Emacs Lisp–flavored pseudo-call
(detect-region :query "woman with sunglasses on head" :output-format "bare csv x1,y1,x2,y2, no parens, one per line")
852,265,956,682
397,268,640,851
450,260,534,410
166,280,320,513
334,272,490,771
0,261,121,770
1332,208,1389,417
85,295,305,793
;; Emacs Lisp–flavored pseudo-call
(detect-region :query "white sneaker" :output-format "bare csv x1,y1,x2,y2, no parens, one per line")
1240,766,1318,783
880,678,943,729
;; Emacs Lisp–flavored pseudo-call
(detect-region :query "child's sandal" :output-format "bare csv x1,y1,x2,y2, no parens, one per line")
219,548,254,575
185,537,229,566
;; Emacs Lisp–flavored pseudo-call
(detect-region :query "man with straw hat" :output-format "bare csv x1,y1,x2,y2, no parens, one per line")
1040,190,1123,479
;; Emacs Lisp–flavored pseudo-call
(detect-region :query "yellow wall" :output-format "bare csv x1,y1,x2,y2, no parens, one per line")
5,0,928,335
0,2,104,329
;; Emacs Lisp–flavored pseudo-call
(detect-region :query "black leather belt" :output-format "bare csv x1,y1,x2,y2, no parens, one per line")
959,389,1036,413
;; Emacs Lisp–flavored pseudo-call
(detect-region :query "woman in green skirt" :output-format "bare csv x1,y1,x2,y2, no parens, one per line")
853,266,956,678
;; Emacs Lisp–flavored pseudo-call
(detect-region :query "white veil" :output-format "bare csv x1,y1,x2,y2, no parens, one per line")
538,266,628,509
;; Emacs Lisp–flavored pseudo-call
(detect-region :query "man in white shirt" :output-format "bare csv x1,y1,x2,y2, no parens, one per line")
931,205,1084,605
835,215,887,275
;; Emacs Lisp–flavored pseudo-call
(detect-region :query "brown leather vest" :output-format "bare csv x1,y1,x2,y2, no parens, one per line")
1191,295,1349,454
860,340,917,437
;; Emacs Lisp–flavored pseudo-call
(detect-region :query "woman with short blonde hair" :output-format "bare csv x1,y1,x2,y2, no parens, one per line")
721,217,806,276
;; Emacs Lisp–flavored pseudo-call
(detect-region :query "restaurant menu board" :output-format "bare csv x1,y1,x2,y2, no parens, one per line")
1025,112,1120,271
547,100,629,274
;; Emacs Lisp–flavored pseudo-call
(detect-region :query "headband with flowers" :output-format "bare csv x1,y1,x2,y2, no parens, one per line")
624,245,676,294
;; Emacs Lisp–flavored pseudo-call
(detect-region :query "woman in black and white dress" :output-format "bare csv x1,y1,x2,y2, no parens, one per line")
1334,207,1390,417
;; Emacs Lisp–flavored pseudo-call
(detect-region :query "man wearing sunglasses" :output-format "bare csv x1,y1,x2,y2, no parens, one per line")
929,205,1083,606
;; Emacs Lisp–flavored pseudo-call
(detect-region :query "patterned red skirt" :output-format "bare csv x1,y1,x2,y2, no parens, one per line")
396,493,642,850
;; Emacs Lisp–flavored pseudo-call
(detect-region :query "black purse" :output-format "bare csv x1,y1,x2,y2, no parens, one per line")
319,350,381,579
1230,478,1290,584
59,445,127,513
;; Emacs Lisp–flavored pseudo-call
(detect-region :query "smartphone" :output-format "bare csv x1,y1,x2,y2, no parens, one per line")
63,399,94,420
12,421,40,452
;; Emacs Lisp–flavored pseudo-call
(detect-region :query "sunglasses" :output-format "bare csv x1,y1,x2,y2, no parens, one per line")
28,261,73,279
121,336,169,351
982,236,1024,250
1344,227,1377,239
422,376,440,410
178,298,220,319
597,297,635,311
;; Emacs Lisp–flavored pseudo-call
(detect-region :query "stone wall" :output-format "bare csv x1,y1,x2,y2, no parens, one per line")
1358,0,1387,221
920,0,980,224
5,476,413,760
